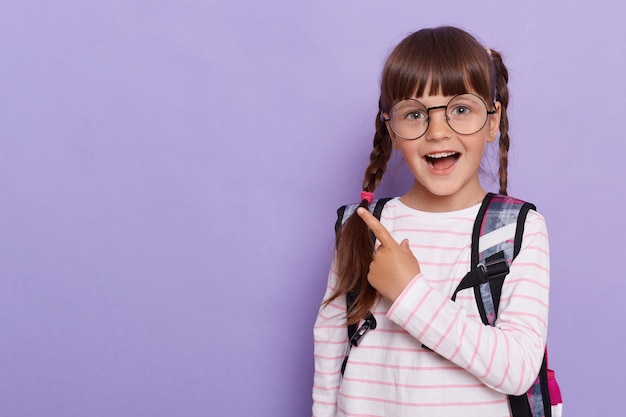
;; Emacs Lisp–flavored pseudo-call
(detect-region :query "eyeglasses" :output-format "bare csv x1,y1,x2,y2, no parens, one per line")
381,93,497,140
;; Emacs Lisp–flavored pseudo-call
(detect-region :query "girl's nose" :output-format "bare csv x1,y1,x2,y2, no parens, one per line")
424,109,451,141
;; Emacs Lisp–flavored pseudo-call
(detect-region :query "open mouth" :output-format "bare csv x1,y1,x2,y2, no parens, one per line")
425,152,460,170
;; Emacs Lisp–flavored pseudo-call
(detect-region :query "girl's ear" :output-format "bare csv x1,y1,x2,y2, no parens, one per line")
487,101,502,143
382,114,399,148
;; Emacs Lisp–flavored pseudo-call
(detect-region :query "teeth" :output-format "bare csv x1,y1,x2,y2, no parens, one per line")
427,152,457,159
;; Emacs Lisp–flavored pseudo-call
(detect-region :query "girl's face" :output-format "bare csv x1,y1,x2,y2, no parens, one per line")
385,91,501,212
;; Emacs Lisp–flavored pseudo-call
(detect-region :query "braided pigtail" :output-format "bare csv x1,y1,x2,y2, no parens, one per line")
489,49,510,195
327,106,393,324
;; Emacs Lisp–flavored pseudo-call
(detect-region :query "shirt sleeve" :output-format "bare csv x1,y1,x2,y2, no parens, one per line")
312,265,348,417
386,210,550,395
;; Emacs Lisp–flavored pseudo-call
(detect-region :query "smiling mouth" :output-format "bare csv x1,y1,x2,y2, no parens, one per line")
425,152,460,170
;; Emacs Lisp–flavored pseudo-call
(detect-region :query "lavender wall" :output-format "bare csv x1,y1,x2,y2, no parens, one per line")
1,1,624,416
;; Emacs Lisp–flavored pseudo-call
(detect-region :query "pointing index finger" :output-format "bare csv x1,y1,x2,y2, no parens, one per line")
356,207,398,248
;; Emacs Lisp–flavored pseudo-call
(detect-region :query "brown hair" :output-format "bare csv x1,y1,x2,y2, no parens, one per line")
327,26,513,324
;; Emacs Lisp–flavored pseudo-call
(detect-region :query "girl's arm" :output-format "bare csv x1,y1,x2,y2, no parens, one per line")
386,210,550,395
312,267,348,417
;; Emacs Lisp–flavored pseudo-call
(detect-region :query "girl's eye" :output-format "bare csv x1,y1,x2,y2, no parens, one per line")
450,105,471,116
406,110,426,120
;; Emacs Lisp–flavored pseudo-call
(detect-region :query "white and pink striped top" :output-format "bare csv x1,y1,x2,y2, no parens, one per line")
313,198,550,417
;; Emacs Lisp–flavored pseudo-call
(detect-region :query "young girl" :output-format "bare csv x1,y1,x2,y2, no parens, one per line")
313,26,550,416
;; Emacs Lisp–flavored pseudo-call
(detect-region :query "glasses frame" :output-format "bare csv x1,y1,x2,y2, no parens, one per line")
380,93,497,140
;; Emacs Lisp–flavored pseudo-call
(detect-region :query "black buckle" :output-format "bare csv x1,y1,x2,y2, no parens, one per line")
486,252,509,279
350,313,377,347
477,251,509,283
477,262,489,283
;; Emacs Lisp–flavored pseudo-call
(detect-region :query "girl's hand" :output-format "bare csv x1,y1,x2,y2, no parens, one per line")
357,207,421,302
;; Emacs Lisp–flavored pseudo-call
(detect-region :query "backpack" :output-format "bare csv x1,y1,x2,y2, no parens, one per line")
335,193,563,417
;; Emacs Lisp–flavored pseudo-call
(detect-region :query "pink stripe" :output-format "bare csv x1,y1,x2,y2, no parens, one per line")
501,323,543,342
314,353,345,360
314,369,341,377
346,359,460,372
467,325,483,369
505,277,549,290
361,327,405,335
513,360,527,394
338,392,507,407
426,277,470,285
313,383,340,391
335,404,386,417
381,212,475,224
380,209,469,219
356,344,428,354
504,311,547,327
433,308,462,350
335,405,511,417
417,297,447,340
391,227,472,236
317,307,345,320
313,399,337,406
323,298,346,310
408,243,468,251
523,230,548,239
512,262,550,273
314,323,347,330
448,321,467,361
401,286,433,328
524,244,550,256
454,294,475,301
316,311,332,320
492,336,511,390
342,375,484,390
447,216,476,222
480,331,499,378
502,293,548,308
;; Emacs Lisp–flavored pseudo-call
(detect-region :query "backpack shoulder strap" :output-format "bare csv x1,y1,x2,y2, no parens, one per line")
452,193,536,325
336,197,392,377
474,193,536,324
336,198,392,332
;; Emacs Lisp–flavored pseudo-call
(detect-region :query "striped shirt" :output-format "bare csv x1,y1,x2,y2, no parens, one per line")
313,198,550,417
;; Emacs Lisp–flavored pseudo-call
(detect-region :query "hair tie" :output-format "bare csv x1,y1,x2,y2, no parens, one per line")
361,191,374,203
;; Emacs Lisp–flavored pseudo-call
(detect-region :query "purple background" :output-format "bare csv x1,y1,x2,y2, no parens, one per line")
1,1,624,416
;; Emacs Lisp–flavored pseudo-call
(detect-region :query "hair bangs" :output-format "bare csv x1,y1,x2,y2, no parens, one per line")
380,27,495,111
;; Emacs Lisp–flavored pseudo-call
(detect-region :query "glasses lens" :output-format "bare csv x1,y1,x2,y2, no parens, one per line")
388,99,428,140
446,94,489,135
